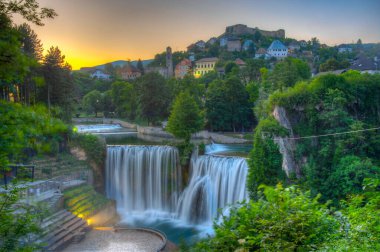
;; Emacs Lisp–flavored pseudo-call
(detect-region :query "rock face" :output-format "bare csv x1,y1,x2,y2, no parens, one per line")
272,106,301,178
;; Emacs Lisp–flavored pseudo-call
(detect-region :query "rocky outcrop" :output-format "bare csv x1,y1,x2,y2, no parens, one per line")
70,147,104,193
272,106,301,178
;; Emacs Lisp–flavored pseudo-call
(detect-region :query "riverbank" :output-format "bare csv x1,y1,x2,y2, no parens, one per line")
72,117,252,144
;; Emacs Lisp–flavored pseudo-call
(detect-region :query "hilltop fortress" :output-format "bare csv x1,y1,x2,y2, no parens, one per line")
223,24,285,38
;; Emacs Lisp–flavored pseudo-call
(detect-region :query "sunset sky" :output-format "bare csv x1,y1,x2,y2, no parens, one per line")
14,0,380,70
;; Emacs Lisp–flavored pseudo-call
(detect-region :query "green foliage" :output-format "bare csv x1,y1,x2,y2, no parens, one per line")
0,0,57,26
247,117,287,198
319,58,350,72
0,185,45,251
266,57,311,92
267,72,380,202
205,76,253,132
40,46,74,122
196,184,339,251
110,80,136,119
82,90,103,117
167,92,204,142
70,133,106,167
137,72,172,124
0,101,68,170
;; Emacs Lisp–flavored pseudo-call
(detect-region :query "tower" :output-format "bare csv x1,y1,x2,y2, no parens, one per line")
166,46,173,78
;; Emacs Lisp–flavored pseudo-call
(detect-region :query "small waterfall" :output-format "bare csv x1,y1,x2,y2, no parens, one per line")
106,145,249,226
176,154,248,224
106,145,182,214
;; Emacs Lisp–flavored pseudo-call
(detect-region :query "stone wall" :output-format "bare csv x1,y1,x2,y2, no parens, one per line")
137,126,250,144
225,24,285,38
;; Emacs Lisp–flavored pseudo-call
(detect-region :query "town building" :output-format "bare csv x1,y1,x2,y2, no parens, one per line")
242,40,254,51
299,40,307,47
267,40,288,59
255,48,269,59
194,57,218,78
350,55,379,73
90,70,111,80
338,45,353,53
227,39,241,52
235,58,246,68
166,46,173,78
175,58,192,79
145,67,169,78
118,64,141,80
288,41,300,53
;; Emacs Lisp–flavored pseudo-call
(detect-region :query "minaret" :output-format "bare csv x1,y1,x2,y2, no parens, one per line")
166,46,173,78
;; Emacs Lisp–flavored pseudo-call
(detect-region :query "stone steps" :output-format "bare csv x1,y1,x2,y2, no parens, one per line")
40,209,91,251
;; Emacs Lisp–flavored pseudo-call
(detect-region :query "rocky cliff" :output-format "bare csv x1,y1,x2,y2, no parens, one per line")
272,106,301,178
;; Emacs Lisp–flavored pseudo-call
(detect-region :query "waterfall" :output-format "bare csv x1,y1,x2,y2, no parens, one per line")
106,145,182,214
176,154,248,224
106,145,248,225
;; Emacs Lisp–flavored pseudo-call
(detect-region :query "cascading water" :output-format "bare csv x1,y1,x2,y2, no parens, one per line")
106,145,182,215
176,153,248,224
106,145,248,227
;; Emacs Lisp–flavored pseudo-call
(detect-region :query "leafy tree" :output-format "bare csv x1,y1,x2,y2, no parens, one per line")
247,117,287,197
0,13,30,100
137,72,171,124
0,101,68,170
205,76,253,132
319,58,350,72
111,80,136,119
0,185,45,251
40,46,74,121
104,63,116,79
82,90,103,117
0,0,57,26
266,57,311,92
166,92,204,142
16,23,43,105
240,58,266,83
196,184,339,251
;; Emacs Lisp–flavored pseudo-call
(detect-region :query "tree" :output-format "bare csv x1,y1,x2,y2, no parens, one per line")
196,184,339,251
137,72,171,124
205,76,253,132
16,23,43,105
41,46,74,121
166,92,204,142
83,90,103,117
0,185,45,251
0,0,57,26
319,58,350,72
104,63,116,79
0,13,29,100
136,59,144,74
267,57,310,91
247,117,287,198
111,80,136,119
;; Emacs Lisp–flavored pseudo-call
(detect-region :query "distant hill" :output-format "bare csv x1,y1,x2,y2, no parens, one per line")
78,59,153,72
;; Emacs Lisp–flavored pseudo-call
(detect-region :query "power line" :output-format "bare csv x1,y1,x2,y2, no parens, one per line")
284,126,380,140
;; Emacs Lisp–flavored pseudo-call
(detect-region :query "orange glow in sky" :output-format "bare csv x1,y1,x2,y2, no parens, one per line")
14,0,380,70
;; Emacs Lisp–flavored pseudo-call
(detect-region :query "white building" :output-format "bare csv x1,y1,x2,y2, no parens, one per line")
267,40,288,59
90,70,111,80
